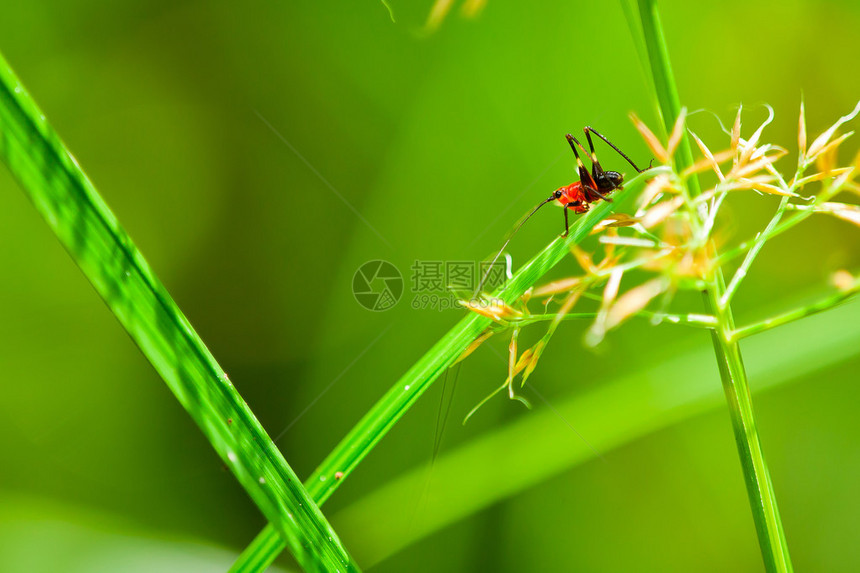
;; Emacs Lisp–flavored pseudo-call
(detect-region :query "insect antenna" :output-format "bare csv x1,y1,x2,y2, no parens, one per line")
407,363,463,535
432,362,461,463
474,193,557,296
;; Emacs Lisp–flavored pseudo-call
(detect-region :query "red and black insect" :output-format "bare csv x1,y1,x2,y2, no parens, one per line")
476,127,648,293
554,127,646,234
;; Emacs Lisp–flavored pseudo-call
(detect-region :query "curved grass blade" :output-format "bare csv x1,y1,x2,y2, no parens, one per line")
0,51,358,573
230,169,657,571
332,298,860,566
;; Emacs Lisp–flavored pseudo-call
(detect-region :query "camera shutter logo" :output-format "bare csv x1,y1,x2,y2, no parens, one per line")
352,260,403,311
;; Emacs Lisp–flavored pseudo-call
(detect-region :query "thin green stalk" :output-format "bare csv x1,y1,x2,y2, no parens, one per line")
716,167,849,267
633,0,700,197
0,52,358,573
715,213,805,266
230,170,652,571
631,1,793,571
732,279,860,341
720,147,826,307
721,196,790,307
705,284,792,572
512,310,716,329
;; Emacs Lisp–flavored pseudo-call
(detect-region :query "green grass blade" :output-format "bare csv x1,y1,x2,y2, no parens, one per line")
634,0,699,196
0,51,358,573
631,1,793,570
230,170,655,571
330,297,860,565
619,0,657,109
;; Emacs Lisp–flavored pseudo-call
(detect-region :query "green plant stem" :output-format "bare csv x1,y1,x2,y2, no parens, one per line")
633,1,793,570
0,51,358,573
732,280,860,341
230,172,651,572
705,283,792,572
512,310,716,329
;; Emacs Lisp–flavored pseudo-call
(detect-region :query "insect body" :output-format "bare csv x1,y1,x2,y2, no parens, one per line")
554,181,588,213
475,126,648,294
554,128,643,236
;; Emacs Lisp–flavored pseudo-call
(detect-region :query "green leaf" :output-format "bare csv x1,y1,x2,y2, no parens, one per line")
0,50,357,573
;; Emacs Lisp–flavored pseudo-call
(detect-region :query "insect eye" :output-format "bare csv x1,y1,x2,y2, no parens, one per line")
554,190,562,198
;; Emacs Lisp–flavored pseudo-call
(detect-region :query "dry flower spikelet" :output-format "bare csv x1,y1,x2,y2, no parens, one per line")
604,277,669,331
456,329,494,363
636,173,674,212
533,277,583,297
731,104,743,165
665,107,688,161
814,202,860,227
798,100,807,161
685,131,733,180
737,105,774,167
833,270,857,291
630,111,669,163
459,297,522,322
807,100,860,159
640,196,685,228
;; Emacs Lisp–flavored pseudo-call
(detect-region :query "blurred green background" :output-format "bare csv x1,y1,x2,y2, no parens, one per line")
1,1,859,571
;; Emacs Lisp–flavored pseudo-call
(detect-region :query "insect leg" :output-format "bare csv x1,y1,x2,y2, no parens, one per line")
584,126,645,173
567,134,612,203
562,201,588,236
563,205,569,237
565,134,599,190
584,127,608,181
584,186,613,202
